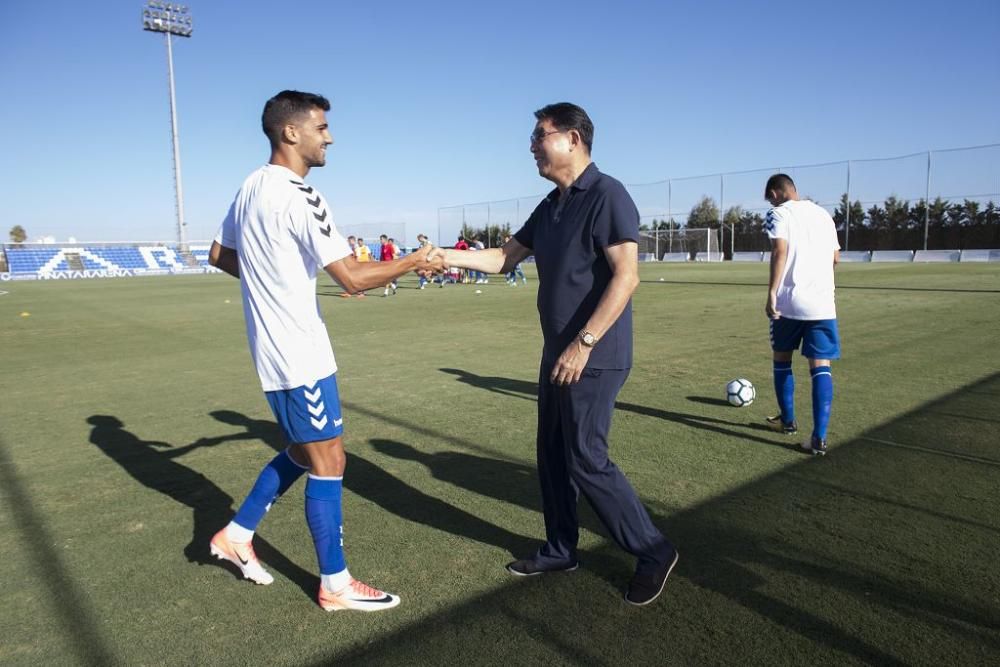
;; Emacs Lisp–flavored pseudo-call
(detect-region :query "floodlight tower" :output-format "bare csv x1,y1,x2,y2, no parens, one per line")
141,1,193,247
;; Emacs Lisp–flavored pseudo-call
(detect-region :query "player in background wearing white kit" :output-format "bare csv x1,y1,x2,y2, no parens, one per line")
762,174,841,456
208,90,442,611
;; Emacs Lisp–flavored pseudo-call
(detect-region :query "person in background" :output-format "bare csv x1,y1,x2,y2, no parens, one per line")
762,173,841,457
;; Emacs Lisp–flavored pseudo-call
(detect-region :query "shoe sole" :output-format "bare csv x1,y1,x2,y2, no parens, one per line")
209,542,272,585
506,562,579,577
624,550,679,606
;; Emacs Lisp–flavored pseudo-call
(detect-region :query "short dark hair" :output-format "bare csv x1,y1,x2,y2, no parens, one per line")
534,102,594,153
261,90,330,145
765,173,796,197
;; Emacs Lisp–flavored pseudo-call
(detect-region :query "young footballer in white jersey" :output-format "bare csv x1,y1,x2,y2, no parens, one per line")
762,174,841,456
208,90,443,611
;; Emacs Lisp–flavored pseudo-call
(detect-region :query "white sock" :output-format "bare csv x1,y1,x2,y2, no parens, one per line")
225,521,254,543
322,568,352,593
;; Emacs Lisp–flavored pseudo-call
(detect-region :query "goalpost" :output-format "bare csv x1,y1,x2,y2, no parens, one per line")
642,227,723,262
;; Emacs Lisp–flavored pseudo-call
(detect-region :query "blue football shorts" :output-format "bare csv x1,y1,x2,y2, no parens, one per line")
265,373,344,444
769,318,841,360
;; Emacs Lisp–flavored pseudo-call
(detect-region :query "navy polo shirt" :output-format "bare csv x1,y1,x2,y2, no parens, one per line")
513,162,639,369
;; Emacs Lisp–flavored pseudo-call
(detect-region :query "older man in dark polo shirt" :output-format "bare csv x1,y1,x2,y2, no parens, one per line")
436,102,678,605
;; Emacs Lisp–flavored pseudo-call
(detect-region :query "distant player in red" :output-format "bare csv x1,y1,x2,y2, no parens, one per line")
380,234,398,296
455,236,470,283
379,234,394,261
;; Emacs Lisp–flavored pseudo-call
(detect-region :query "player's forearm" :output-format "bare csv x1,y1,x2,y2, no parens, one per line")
583,269,639,340
209,242,240,278
344,255,420,292
441,248,507,274
768,246,787,295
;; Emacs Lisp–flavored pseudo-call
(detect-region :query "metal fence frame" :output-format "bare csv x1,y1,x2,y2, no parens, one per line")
438,143,1000,255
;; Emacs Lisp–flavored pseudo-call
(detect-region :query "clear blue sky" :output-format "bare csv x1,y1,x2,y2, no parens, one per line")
2,0,998,243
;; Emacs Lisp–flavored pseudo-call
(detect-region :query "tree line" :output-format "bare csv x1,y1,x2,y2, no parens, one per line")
457,222,513,248
641,194,1000,252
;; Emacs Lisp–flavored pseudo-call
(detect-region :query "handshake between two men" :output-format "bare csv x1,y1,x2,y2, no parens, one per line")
324,239,528,296
412,238,532,283
412,243,447,281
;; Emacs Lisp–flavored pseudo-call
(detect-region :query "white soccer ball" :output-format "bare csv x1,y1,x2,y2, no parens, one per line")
726,378,755,407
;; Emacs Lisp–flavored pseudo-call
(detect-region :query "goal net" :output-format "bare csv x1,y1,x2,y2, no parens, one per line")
638,227,723,262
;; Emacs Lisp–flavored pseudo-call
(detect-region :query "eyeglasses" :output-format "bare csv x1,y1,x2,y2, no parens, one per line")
529,129,564,145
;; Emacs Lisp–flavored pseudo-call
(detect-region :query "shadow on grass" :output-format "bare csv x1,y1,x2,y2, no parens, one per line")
370,438,539,513
686,395,732,407
86,415,316,598
306,372,1000,665
0,434,116,666
440,367,798,452
201,412,537,559
347,449,537,557
34,371,997,664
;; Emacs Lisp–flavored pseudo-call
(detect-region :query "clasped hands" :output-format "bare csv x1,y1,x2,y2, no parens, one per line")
413,245,449,277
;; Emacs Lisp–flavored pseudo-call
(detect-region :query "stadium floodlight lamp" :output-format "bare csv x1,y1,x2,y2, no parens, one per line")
142,1,193,37
140,1,193,247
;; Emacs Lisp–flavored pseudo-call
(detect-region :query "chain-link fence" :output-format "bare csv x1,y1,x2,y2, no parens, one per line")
338,222,406,248
438,143,1000,257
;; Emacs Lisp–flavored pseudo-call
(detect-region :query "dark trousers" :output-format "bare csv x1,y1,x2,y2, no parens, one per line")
534,365,672,573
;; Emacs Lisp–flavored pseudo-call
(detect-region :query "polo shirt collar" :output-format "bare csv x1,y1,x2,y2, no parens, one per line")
545,162,600,201
572,162,600,191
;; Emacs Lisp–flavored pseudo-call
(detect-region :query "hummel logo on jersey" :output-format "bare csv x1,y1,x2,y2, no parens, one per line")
289,179,314,194
290,180,329,233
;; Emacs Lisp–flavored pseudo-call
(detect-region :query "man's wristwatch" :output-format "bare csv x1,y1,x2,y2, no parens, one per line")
579,330,598,347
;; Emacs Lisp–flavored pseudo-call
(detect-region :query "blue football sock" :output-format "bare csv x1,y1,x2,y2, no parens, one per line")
773,361,795,424
811,366,834,440
305,475,347,575
232,449,308,532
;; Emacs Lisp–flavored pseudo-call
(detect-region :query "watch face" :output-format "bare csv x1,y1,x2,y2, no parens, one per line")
582,333,596,346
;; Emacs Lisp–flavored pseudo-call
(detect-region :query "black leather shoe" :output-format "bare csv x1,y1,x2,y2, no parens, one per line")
506,558,579,577
625,549,679,605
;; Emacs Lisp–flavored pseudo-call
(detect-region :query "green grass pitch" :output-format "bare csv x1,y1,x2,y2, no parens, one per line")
1,262,998,666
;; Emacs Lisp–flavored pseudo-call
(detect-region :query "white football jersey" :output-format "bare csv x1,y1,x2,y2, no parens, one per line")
764,199,840,320
215,164,352,391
